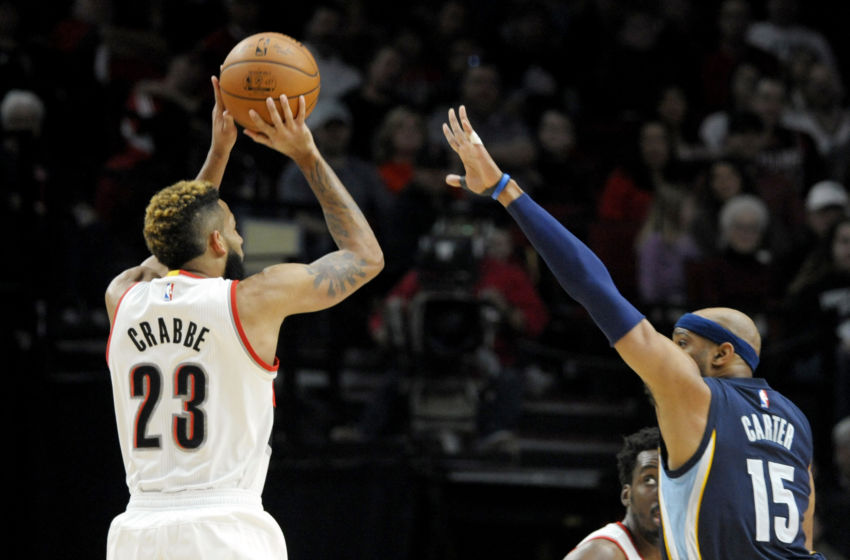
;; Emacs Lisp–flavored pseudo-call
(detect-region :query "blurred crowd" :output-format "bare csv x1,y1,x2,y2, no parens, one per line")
4,0,850,542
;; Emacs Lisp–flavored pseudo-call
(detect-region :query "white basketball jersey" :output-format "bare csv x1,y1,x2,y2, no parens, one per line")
570,522,644,560
106,271,278,496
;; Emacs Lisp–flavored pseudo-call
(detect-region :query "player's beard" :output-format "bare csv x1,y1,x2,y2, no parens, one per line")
224,250,246,280
642,526,660,546
639,504,661,545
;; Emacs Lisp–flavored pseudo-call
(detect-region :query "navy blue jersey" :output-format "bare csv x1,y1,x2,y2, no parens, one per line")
659,377,825,559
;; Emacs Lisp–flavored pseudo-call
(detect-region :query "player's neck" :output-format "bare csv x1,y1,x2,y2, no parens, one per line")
178,257,222,279
622,518,661,560
179,268,210,278
712,366,754,380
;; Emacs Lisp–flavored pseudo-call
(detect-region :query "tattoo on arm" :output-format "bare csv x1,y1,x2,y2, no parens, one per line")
307,252,368,296
305,160,361,243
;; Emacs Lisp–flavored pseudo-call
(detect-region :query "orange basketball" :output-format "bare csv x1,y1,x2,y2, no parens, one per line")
219,32,320,129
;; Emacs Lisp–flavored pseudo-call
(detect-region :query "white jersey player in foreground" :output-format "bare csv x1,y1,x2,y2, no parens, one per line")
564,427,661,560
104,79,383,559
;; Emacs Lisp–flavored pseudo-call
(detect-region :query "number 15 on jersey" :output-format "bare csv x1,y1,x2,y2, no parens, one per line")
746,458,800,544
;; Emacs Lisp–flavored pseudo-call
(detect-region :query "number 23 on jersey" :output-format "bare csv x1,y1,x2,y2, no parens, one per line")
130,363,208,450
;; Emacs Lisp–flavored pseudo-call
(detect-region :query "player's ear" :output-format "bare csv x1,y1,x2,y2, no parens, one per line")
621,484,631,507
712,342,735,365
210,230,227,256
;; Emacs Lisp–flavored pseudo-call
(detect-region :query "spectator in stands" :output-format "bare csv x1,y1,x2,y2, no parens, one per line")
1,89,51,325
687,194,780,325
752,75,823,191
699,62,763,155
43,0,116,196
785,45,824,112
492,1,564,113
746,0,838,73
373,106,441,194
371,105,449,287
776,180,850,285
783,60,850,182
654,83,707,164
594,120,689,300
195,0,264,80
390,24,463,109
783,217,850,424
749,75,823,257
431,0,468,59
529,108,598,235
635,183,701,310
815,416,850,557
301,4,362,102
804,181,850,245
598,120,677,225
579,3,692,123
689,158,756,255
699,0,776,113
1,89,47,188
342,44,407,160
0,1,37,98
395,0,470,106
429,63,536,186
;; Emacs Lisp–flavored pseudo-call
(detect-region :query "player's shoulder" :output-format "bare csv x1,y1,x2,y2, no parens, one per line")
106,265,165,321
233,263,306,315
235,265,297,299
564,537,627,560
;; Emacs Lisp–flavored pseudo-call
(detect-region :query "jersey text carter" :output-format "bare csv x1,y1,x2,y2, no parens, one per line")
740,413,795,450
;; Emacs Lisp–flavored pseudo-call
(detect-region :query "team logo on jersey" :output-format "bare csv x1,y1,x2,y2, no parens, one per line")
759,389,769,408
164,282,175,301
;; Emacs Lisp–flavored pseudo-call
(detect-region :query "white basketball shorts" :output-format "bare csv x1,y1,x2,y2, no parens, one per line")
107,490,287,560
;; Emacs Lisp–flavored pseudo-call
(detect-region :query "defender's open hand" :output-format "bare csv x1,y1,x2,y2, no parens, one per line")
442,105,504,194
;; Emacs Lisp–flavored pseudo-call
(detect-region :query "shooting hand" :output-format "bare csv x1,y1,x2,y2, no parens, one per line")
244,95,318,165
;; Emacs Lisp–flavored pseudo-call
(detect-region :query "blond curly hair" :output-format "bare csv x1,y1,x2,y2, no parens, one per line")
143,180,220,269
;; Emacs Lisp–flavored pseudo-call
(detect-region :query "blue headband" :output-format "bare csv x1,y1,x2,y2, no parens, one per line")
674,313,759,372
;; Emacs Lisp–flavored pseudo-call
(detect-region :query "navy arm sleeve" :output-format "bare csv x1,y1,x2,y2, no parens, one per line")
506,194,644,345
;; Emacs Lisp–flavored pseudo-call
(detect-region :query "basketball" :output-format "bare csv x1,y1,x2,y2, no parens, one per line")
219,32,320,129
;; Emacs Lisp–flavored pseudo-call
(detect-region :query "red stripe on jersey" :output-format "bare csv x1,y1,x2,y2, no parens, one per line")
576,523,644,560
230,280,279,372
589,536,634,559
615,522,643,558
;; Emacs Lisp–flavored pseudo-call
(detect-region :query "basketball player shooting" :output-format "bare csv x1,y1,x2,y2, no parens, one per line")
442,105,825,560
103,77,383,559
